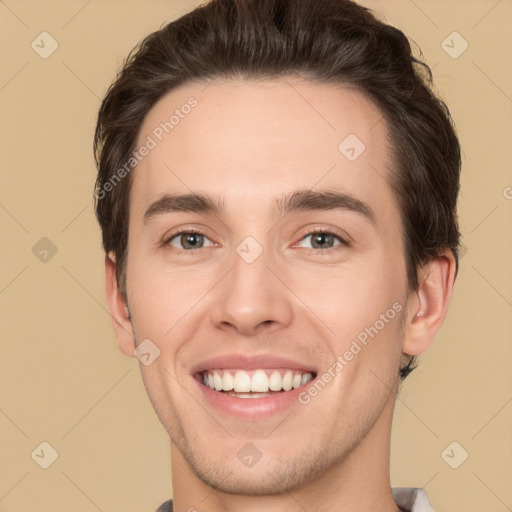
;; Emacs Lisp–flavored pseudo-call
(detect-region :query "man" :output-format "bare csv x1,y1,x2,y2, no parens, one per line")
93,0,461,510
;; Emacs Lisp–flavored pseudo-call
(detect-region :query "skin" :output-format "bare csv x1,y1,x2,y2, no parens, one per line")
105,77,456,512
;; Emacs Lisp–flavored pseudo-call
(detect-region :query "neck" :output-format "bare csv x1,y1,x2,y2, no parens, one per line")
171,391,401,512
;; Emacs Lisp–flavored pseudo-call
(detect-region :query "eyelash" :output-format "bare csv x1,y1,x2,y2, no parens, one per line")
299,227,349,255
163,229,209,253
163,227,349,254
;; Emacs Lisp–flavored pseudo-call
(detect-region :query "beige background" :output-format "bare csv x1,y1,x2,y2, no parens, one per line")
1,0,511,510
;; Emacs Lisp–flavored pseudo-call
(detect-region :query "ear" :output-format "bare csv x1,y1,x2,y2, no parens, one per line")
402,249,457,356
105,252,136,358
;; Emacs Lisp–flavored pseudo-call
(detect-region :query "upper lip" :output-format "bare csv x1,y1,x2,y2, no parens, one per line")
191,354,318,375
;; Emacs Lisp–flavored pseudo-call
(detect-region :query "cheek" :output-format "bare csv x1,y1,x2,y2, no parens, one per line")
288,254,407,388
290,256,403,328
126,252,216,340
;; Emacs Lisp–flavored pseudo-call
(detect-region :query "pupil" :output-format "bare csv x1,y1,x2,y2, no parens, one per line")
313,233,332,249
182,233,202,249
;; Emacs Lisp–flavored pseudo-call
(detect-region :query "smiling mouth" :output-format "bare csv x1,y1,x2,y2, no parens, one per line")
196,368,316,398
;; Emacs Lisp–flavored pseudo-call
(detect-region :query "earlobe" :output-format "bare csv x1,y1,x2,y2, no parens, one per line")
402,250,457,356
104,253,136,358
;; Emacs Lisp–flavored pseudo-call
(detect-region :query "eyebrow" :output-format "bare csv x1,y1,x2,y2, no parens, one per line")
143,189,376,226
276,189,376,226
144,192,225,221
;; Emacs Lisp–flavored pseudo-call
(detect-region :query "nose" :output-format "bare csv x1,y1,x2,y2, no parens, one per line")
209,242,294,337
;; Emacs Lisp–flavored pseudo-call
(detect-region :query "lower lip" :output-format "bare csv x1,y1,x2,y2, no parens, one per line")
193,376,315,419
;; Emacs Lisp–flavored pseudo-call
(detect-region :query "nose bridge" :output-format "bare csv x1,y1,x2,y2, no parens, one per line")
210,234,293,335
233,235,272,293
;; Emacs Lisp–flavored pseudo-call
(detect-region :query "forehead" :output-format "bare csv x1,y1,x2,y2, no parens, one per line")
131,77,396,224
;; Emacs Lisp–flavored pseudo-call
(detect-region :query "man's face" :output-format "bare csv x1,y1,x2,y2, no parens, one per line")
124,78,411,493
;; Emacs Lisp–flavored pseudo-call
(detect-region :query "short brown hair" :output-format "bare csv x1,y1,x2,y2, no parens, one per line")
94,0,461,379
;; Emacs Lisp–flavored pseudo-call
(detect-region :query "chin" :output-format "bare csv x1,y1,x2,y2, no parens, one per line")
182,443,340,497
191,463,302,496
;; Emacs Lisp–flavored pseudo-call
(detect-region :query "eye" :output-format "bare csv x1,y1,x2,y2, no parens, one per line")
166,230,214,250
297,229,348,251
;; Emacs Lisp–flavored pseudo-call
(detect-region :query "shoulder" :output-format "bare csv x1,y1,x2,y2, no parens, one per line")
156,491,433,512
155,499,173,512
392,487,433,512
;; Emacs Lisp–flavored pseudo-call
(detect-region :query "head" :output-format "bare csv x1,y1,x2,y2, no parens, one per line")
94,0,460,498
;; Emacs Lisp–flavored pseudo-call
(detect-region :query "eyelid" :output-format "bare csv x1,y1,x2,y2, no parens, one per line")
293,226,351,248
162,226,351,251
163,227,216,250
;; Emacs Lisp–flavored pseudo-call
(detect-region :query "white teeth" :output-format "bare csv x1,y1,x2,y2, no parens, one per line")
269,371,282,391
201,369,314,394
213,372,223,391
233,370,251,392
222,372,234,391
227,392,270,399
301,373,312,385
282,370,293,391
251,370,269,392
